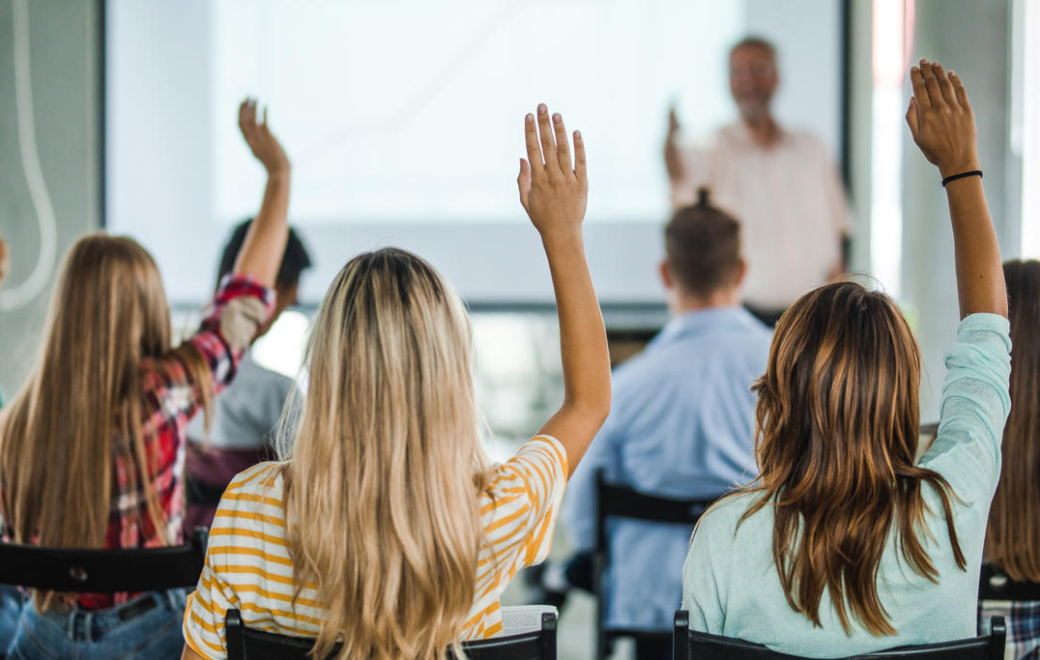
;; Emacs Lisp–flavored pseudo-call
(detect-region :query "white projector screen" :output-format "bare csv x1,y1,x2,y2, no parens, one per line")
106,0,844,306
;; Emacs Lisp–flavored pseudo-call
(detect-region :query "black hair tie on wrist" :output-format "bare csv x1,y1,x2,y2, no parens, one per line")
942,170,983,187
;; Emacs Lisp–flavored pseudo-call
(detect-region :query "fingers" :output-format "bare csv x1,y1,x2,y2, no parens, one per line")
524,113,545,176
909,66,931,110
537,104,561,177
552,113,573,175
517,158,532,209
573,130,587,183
920,59,945,107
950,70,971,109
931,62,957,106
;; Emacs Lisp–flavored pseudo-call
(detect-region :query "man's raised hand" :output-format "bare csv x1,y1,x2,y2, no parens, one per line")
238,98,291,177
518,104,588,241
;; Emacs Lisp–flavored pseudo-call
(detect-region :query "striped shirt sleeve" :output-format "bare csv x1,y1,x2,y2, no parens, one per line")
478,436,568,583
183,551,237,659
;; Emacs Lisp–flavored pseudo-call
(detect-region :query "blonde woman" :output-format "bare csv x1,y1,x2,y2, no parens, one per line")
180,105,611,660
0,99,289,658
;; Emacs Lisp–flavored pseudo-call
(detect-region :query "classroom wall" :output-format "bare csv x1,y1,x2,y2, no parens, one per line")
0,0,103,395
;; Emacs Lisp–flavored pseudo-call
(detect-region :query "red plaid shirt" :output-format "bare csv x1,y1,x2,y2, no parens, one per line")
81,274,273,609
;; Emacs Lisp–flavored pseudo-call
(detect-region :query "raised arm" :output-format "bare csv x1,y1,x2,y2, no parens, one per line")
232,99,291,288
518,104,611,477
906,59,1007,319
664,106,685,184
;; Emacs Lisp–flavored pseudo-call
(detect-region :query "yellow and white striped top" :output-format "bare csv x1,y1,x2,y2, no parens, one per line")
183,435,568,659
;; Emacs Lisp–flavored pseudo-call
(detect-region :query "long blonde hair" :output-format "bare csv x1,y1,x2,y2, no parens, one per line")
743,282,964,636
986,260,1040,580
279,248,492,660
0,235,212,600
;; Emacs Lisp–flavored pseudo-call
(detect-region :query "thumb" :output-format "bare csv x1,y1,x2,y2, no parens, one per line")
517,158,532,207
905,97,920,139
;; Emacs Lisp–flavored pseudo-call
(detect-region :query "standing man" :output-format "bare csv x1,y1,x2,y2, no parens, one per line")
666,37,851,325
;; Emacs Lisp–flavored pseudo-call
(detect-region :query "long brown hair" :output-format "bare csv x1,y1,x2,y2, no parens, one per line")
277,248,492,660
985,260,1040,580
743,281,965,635
0,236,212,592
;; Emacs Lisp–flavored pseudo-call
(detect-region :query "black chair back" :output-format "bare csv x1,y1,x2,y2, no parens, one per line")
225,608,557,660
0,528,208,592
593,469,716,659
979,562,1040,601
673,611,1006,660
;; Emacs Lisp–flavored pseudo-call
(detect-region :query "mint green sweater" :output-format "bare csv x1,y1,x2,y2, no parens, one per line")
682,313,1012,657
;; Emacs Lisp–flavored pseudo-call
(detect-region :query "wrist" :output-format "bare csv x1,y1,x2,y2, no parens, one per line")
540,226,584,251
938,159,980,179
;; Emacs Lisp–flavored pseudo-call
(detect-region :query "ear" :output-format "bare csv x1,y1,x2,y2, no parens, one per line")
659,259,674,290
733,258,748,288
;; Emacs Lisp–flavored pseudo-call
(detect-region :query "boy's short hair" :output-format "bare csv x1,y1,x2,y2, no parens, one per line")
217,218,312,290
665,188,743,297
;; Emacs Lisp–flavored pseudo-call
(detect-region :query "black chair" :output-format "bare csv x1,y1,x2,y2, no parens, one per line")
593,469,716,659
979,562,1040,601
224,608,557,659
0,528,208,592
673,611,1006,660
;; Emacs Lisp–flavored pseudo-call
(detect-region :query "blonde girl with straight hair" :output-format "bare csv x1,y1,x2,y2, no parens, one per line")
0,100,290,659
181,105,611,660
681,59,1012,656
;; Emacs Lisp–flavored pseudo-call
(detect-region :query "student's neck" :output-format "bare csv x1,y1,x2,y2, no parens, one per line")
741,113,780,148
670,289,741,316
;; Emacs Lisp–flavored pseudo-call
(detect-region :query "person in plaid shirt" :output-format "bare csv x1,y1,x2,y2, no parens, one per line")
0,98,291,659
979,260,1040,660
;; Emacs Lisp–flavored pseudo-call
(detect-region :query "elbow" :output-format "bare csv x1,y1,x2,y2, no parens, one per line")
565,385,612,429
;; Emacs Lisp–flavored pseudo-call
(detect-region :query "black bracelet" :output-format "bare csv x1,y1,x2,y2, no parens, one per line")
942,170,983,187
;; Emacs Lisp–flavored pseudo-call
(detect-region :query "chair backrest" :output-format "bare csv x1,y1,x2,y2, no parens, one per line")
224,608,557,660
592,470,717,658
0,528,208,592
673,611,1007,660
979,562,1040,601
593,469,716,552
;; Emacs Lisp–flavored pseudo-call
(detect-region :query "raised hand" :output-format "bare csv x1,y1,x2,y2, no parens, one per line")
518,104,588,241
238,98,291,177
664,105,684,182
906,60,979,178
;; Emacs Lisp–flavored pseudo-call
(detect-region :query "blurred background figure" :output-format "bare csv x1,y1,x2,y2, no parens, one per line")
531,190,770,660
665,37,851,326
183,219,312,535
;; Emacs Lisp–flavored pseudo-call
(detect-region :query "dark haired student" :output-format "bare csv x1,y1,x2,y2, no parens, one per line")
183,219,312,534
556,190,770,659
682,60,1010,655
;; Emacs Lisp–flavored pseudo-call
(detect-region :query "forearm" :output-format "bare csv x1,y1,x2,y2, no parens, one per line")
538,230,611,469
944,176,1007,318
664,138,684,183
545,230,610,408
233,173,291,287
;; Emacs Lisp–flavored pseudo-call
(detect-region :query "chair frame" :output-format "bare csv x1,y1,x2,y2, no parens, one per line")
224,608,558,659
0,528,208,592
592,469,715,659
673,611,1007,660
978,561,1040,601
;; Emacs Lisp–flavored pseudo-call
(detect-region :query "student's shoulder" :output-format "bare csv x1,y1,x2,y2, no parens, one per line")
223,461,286,501
694,491,765,544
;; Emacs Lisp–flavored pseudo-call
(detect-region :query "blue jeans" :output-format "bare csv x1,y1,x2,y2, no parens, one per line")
4,590,186,659
0,585,27,653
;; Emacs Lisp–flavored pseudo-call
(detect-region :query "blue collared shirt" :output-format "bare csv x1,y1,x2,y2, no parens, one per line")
563,306,771,631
